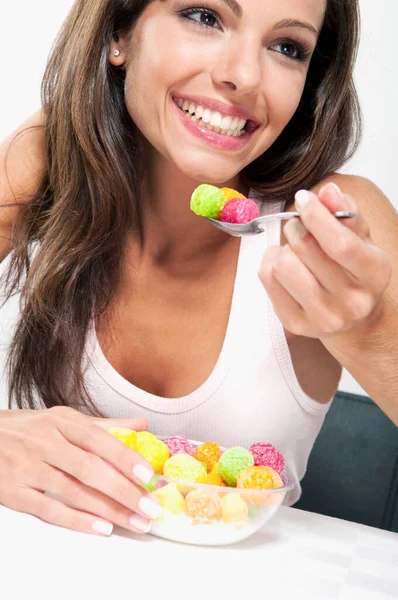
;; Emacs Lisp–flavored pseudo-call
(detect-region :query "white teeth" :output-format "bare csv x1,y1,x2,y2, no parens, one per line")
202,108,211,123
195,105,204,119
230,117,239,130
220,115,232,130
210,111,222,127
176,99,248,136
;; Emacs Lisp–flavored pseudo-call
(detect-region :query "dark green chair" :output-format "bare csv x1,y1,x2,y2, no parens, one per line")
294,391,398,533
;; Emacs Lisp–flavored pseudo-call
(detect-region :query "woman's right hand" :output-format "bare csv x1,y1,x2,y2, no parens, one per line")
0,406,161,536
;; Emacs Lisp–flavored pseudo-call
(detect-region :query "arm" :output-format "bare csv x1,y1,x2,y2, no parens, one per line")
0,110,46,261
317,175,398,425
259,174,398,425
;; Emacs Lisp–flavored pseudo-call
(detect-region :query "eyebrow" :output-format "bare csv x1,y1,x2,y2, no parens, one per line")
220,0,242,19
273,18,319,36
219,0,319,36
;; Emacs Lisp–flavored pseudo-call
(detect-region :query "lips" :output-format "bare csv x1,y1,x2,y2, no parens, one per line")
173,98,258,151
173,95,260,130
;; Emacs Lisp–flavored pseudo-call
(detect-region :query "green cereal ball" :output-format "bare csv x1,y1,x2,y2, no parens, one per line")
218,447,254,487
190,184,226,219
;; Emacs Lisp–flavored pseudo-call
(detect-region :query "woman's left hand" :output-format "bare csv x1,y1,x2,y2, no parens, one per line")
259,182,392,339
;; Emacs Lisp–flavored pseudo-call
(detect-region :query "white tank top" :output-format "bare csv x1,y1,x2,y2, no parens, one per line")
82,197,334,506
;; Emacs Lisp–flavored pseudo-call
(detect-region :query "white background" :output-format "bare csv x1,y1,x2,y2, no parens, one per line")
0,1,397,396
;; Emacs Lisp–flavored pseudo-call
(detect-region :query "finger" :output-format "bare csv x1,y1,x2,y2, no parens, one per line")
318,182,370,239
44,439,161,522
32,463,152,534
92,416,148,432
52,411,155,485
259,246,312,337
7,487,115,536
267,244,345,333
294,188,380,281
283,217,356,293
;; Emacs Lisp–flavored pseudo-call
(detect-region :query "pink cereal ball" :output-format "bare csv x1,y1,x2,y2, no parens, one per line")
164,434,194,457
220,198,260,224
249,443,285,475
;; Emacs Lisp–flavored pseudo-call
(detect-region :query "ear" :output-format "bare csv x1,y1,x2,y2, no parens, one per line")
108,34,128,67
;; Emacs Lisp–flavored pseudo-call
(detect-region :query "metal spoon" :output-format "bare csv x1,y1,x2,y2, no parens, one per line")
205,211,356,237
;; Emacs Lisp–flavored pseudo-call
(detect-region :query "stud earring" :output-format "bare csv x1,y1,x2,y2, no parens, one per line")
113,49,120,57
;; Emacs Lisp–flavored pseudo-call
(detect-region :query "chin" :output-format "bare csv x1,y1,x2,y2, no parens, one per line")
174,156,242,186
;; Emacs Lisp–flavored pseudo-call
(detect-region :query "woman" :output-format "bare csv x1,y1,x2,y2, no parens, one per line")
0,0,397,537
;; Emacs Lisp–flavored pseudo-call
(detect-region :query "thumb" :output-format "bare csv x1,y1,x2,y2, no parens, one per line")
318,181,369,239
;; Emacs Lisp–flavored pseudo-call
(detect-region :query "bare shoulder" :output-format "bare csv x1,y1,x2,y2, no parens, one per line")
0,109,46,204
312,173,398,237
0,110,46,260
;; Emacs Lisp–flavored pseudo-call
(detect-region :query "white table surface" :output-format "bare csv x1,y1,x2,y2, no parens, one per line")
1,504,397,600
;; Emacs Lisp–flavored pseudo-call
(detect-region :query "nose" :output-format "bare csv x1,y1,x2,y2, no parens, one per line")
210,38,262,96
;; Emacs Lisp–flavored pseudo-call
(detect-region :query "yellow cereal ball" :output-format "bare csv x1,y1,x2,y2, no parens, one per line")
221,187,246,203
193,442,221,472
136,432,169,474
108,428,138,451
154,483,185,515
163,453,207,484
207,463,227,487
221,493,249,523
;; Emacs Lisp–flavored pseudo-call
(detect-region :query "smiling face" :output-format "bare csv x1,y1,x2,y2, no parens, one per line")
110,0,326,184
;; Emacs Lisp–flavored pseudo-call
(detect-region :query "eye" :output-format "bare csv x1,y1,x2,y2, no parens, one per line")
178,7,221,30
271,41,312,63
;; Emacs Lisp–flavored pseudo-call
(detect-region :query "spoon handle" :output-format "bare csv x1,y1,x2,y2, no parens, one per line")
256,211,356,223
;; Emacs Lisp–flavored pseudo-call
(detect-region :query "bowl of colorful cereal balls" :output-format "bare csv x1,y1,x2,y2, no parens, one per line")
109,428,294,546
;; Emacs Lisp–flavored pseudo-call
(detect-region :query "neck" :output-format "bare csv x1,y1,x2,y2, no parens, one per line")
134,154,248,263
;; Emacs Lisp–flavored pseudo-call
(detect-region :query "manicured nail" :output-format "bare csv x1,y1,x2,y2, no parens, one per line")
295,190,310,210
138,496,161,519
329,182,343,197
129,514,152,533
133,464,154,485
92,520,114,536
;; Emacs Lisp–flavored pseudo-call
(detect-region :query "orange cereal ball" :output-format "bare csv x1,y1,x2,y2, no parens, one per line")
221,493,249,523
221,187,246,203
237,466,283,505
194,442,221,472
108,427,138,451
185,489,222,524
207,463,227,487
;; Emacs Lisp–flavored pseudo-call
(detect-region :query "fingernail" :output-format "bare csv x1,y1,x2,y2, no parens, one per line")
129,514,152,533
133,464,154,485
138,496,161,519
295,190,310,211
329,182,343,197
92,520,114,536
292,219,307,237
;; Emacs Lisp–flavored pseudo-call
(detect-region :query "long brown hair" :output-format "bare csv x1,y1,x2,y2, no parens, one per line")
3,0,362,413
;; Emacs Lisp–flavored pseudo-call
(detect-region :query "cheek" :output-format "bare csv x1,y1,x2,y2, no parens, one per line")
266,71,306,128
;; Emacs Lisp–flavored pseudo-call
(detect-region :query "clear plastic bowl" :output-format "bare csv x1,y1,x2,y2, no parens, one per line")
149,438,294,546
